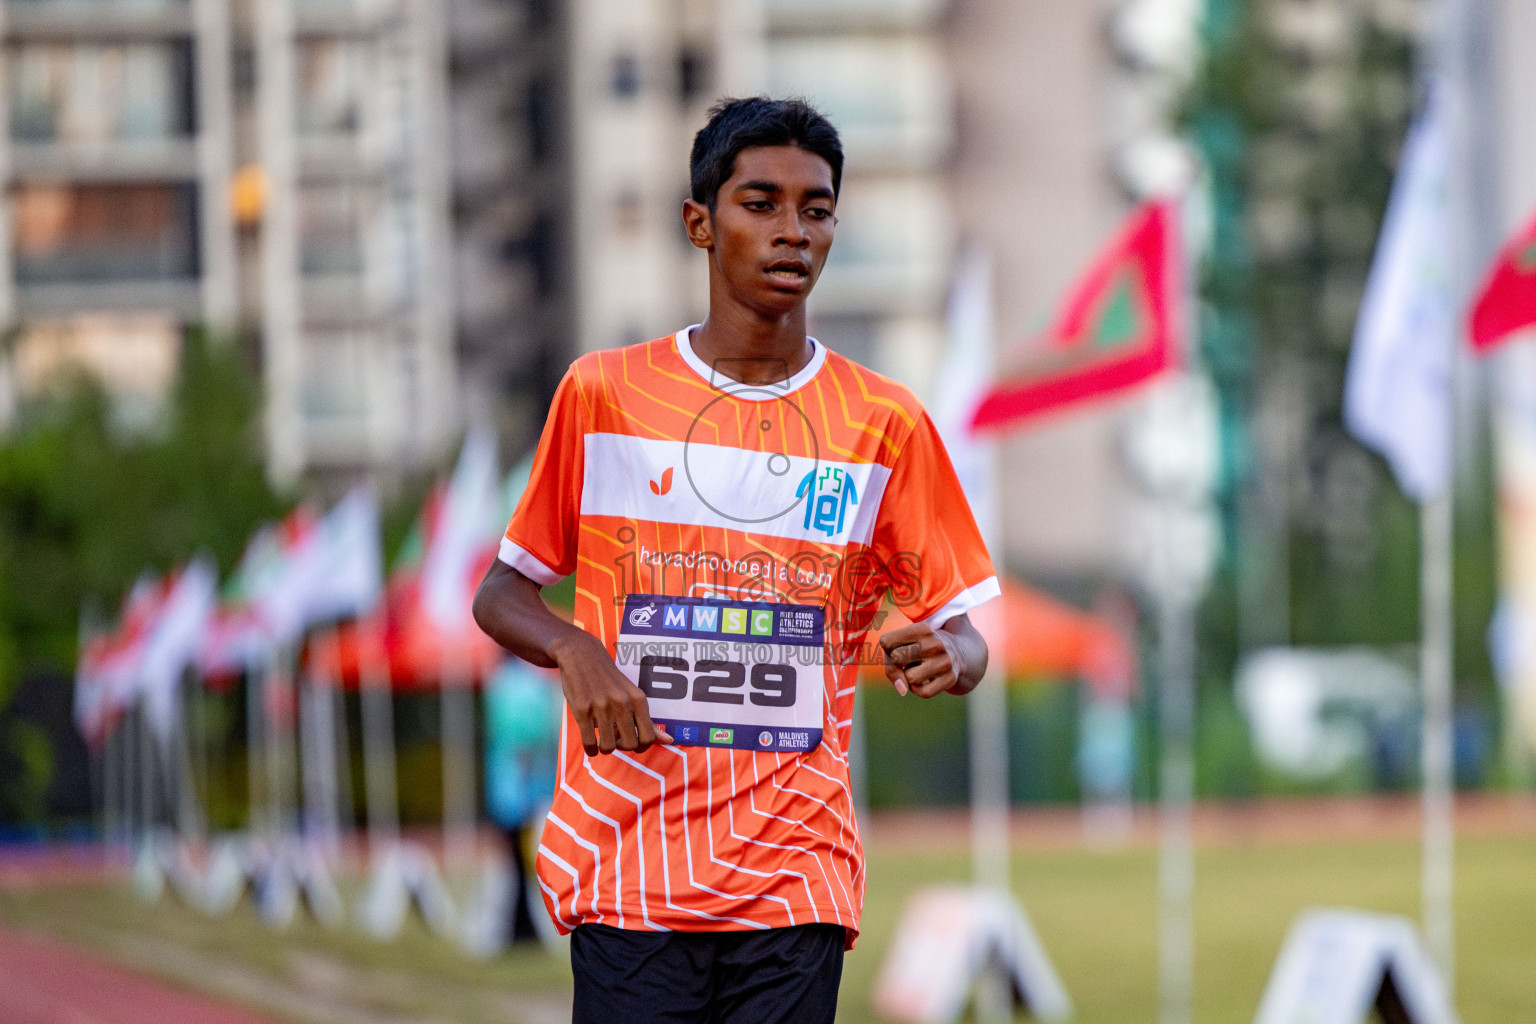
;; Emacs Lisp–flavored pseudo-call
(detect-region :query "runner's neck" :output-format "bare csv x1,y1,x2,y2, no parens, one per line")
689,314,815,385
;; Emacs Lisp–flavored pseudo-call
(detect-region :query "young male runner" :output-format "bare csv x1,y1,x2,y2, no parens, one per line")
473,97,999,1023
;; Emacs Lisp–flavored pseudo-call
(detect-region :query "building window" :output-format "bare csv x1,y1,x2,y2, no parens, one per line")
610,52,640,99
12,182,199,284
678,45,709,105
765,37,951,165
299,182,369,279
7,41,193,144
522,0,555,32
526,76,555,165
2,0,187,15
300,327,373,425
12,313,181,404
503,212,559,300
296,39,366,138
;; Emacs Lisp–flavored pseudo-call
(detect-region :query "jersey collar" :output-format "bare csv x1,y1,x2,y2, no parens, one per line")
674,325,827,401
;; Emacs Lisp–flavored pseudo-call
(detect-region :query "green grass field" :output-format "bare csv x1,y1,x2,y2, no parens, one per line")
2,832,1533,1022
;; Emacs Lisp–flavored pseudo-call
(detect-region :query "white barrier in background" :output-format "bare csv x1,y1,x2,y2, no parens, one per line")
873,885,1072,1023
1253,909,1459,1024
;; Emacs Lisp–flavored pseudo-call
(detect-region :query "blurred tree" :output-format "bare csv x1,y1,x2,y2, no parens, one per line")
1182,0,1499,792
0,331,289,824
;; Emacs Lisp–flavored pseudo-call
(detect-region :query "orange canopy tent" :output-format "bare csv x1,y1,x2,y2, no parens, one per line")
861,576,1135,698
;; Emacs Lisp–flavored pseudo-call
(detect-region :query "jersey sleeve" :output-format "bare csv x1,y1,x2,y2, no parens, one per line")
499,368,586,585
871,411,1000,627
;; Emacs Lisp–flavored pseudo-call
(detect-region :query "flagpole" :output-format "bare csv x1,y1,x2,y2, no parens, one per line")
1150,194,1205,1024
245,662,265,839
330,636,357,869
1420,487,1455,988
441,647,477,877
1156,578,1196,1024
1421,0,1476,990
102,722,119,855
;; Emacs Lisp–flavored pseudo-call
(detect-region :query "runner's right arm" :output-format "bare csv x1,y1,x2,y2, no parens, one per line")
474,559,673,756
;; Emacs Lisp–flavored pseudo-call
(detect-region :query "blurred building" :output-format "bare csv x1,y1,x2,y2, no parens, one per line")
2,0,234,428
1,0,463,487
446,0,575,447
0,0,1194,588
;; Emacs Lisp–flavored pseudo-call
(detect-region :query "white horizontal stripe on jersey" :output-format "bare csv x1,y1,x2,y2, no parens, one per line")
923,575,1002,629
580,433,891,548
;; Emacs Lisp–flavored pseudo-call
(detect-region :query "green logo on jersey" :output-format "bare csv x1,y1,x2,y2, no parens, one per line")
709,728,734,745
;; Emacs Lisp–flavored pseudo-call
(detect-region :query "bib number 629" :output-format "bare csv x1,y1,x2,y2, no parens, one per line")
638,655,796,707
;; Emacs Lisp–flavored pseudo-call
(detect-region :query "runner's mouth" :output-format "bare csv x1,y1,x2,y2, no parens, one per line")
765,262,809,281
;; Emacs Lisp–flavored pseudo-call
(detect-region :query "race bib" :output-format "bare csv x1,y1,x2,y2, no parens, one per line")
615,594,825,753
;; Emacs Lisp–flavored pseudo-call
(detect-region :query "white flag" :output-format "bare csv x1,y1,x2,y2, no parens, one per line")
423,427,501,631
304,486,384,626
139,558,217,743
75,575,157,745
932,246,1005,643
240,509,322,648
932,245,1000,548
1343,88,1456,502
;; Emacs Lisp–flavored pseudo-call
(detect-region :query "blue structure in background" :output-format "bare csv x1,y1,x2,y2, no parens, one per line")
483,659,562,943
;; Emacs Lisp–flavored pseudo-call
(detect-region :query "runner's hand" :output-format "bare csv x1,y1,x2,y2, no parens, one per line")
879,622,967,699
550,631,674,756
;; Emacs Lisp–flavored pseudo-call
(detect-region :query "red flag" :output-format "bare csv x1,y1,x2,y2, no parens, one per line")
970,198,1181,431
1470,208,1536,352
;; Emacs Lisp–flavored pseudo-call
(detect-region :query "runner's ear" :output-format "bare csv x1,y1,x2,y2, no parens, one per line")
682,198,714,250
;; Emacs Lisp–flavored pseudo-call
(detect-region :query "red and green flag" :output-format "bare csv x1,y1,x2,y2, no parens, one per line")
970,198,1181,432
1470,207,1536,353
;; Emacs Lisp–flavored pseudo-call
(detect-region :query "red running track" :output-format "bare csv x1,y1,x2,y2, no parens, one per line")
0,927,280,1024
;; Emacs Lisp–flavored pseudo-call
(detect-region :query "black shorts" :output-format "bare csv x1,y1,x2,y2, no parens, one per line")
569,923,845,1024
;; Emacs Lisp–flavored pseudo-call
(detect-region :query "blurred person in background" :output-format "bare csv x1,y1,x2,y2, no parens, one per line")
483,658,562,945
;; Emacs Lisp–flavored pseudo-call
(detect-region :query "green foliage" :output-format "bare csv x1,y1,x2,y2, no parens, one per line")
1193,683,1258,799
1180,3,1498,766
862,683,971,808
1008,682,1081,805
2,718,53,821
0,331,288,820
1185,0,1419,648
0,332,288,682
862,680,1088,808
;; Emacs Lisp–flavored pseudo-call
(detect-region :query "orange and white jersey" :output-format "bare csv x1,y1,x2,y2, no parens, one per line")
501,327,998,944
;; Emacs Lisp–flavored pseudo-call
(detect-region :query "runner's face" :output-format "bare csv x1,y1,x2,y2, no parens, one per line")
697,145,837,312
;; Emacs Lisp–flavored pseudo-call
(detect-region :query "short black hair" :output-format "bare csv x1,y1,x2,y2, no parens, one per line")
689,97,844,211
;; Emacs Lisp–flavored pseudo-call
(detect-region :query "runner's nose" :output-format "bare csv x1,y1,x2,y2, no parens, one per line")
774,210,810,248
